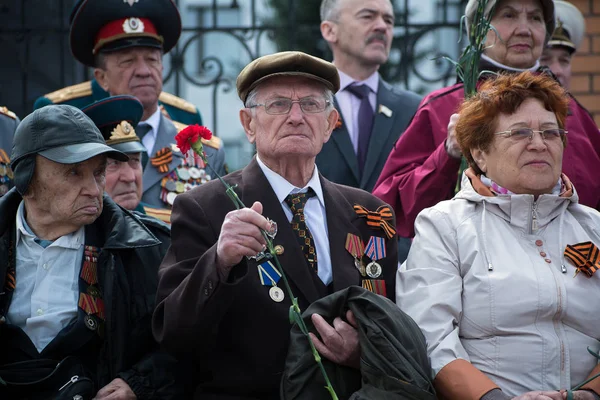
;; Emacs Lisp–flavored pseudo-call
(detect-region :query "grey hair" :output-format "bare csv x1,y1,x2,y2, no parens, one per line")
320,0,342,22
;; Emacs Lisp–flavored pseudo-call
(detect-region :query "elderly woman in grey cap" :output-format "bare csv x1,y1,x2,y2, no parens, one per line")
373,0,600,242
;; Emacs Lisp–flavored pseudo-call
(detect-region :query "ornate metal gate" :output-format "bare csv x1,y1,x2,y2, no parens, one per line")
0,0,468,169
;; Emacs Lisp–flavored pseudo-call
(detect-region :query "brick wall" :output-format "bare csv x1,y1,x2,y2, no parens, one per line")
568,0,600,126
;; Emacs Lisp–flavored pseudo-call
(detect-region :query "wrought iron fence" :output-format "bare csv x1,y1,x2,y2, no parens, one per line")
0,0,468,170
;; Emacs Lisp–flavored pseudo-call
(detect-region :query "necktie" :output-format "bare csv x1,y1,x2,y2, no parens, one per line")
136,123,151,168
346,84,374,174
284,189,318,272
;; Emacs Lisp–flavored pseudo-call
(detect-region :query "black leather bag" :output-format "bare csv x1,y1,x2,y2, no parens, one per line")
0,356,95,400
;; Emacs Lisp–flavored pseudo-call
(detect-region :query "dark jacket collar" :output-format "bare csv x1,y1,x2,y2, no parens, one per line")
0,188,159,249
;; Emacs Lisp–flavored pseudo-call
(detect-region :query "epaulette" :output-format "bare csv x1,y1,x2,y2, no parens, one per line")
141,206,172,226
44,81,92,104
159,91,197,114
0,106,17,120
170,119,222,150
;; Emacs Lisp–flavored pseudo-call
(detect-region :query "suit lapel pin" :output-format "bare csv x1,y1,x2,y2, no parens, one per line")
378,104,392,118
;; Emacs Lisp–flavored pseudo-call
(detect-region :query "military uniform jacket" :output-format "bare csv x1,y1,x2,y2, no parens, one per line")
34,79,204,126
0,190,179,398
316,79,421,193
153,158,398,400
141,114,226,208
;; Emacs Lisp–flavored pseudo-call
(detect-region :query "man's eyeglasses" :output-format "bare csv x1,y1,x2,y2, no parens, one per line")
495,128,567,142
248,97,330,115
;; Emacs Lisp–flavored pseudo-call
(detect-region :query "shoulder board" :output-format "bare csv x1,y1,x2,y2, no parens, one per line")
159,92,197,114
44,81,93,104
171,120,221,150
0,106,17,120
139,207,172,227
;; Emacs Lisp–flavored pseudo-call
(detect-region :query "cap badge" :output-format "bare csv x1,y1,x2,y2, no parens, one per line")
123,17,144,34
124,0,139,6
110,121,137,140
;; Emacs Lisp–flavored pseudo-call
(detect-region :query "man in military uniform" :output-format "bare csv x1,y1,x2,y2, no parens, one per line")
82,95,172,223
540,0,585,90
34,0,226,209
0,106,19,197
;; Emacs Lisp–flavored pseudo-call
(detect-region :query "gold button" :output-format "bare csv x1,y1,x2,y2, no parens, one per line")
274,245,284,255
540,252,547,257
535,240,543,246
545,259,552,263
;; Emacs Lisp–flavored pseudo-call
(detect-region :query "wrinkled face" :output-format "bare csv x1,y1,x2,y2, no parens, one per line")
105,153,143,210
327,0,394,67
240,76,338,163
95,47,163,112
540,47,572,89
26,154,107,227
484,0,547,69
471,98,563,196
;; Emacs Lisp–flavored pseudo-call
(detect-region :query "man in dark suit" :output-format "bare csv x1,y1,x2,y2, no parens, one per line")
35,0,226,209
317,0,421,193
153,51,398,399
318,0,421,263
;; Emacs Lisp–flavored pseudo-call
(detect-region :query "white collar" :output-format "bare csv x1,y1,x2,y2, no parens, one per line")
481,54,540,72
16,201,85,249
138,106,162,138
337,69,380,94
256,155,325,207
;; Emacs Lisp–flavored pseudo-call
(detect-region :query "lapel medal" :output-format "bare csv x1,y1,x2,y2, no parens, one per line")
364,236,386,278
345,233,366,276
257,259,285,302
266,218,278,240
378,104,393,118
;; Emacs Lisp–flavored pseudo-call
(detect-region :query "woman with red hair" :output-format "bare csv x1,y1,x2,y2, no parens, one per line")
397,72,600,400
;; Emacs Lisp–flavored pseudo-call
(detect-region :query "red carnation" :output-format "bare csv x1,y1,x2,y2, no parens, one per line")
175,124,213,154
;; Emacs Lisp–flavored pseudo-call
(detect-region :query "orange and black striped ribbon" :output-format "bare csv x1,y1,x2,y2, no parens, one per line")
362,279,387,297
564,241,600,278
353,204,396,239
151,147,173,173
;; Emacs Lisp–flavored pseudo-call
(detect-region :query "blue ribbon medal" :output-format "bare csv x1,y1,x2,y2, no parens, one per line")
257,259,285,302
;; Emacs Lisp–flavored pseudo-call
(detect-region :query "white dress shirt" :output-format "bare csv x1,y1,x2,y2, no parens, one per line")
138,106,162,156
7,201,83,352
256,156,333,285
335,69,379,153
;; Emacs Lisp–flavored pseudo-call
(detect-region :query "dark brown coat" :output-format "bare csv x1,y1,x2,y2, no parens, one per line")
152,158,397,400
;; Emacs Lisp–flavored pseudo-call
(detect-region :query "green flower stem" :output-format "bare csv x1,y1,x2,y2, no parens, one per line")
200,150,339,399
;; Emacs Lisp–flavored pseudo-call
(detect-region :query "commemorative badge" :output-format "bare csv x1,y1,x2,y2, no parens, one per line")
345,233,365,276
257,258,285,302
364,236,386,278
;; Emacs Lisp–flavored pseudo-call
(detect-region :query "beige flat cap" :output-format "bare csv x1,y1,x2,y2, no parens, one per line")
236,51,340,103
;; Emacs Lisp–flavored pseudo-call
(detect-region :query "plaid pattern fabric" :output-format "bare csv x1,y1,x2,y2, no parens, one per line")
284,189,318,271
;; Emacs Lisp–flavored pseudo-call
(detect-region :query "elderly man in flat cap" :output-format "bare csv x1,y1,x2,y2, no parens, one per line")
34,0,226,210
0,105,179,399
540,0,586,90
153,51,398,399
